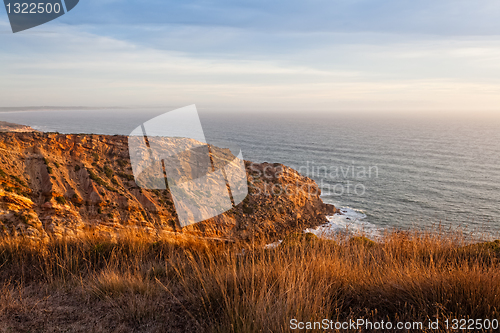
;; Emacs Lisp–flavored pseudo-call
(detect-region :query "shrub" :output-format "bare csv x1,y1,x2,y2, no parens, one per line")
87,169,118,193
118,172,135,181
55,196,66,205
117,159,128,168
19,214,29,224
88,169,106,186
242,203,254,214
10,175,26,187
281,232,319,247
349,236,376,247
465,239,500,254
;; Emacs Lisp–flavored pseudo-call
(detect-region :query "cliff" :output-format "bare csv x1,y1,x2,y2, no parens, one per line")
0,121,38,133
0,132,337,240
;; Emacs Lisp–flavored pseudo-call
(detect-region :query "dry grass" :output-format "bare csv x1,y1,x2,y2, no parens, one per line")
0,228,498,332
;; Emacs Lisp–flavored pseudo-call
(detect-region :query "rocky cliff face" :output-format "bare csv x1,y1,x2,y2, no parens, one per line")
0,132,336,240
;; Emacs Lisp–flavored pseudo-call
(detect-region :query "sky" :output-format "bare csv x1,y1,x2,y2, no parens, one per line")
1,0,500,114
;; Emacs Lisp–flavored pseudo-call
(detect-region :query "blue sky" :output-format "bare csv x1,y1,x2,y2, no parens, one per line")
1,0,500,114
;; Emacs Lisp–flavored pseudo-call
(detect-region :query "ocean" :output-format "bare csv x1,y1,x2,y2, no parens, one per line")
2,109,500,237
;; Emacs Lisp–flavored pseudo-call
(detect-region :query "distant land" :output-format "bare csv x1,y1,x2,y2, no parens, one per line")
0,106,130,113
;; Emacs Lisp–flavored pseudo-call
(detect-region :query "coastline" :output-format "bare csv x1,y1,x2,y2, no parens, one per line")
2,111,499,233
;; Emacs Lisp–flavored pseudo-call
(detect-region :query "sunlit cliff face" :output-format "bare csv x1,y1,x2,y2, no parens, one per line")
0,132,335,240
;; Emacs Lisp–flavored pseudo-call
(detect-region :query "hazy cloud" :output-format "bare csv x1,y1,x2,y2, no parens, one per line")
1,1,500,113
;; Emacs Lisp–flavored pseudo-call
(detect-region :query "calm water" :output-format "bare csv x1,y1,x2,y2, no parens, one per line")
2,109,500,234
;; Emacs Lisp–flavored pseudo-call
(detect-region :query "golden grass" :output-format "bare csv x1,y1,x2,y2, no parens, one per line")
0,228,498,332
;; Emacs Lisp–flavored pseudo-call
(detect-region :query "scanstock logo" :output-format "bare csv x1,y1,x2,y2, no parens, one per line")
128,105,249,227
3,0,79,33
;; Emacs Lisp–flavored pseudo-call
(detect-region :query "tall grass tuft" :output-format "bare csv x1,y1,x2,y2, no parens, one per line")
0,228,498,332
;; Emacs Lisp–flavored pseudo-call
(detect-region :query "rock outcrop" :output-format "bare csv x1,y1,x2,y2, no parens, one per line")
0,132,337,240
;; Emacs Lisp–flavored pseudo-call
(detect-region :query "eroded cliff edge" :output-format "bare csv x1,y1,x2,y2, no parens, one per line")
0,132,337,240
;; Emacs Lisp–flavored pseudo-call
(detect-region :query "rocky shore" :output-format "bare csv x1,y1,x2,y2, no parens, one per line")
0,132,337,241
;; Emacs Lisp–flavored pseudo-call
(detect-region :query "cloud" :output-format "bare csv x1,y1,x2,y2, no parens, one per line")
1,1,500,113
38,0,500,37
